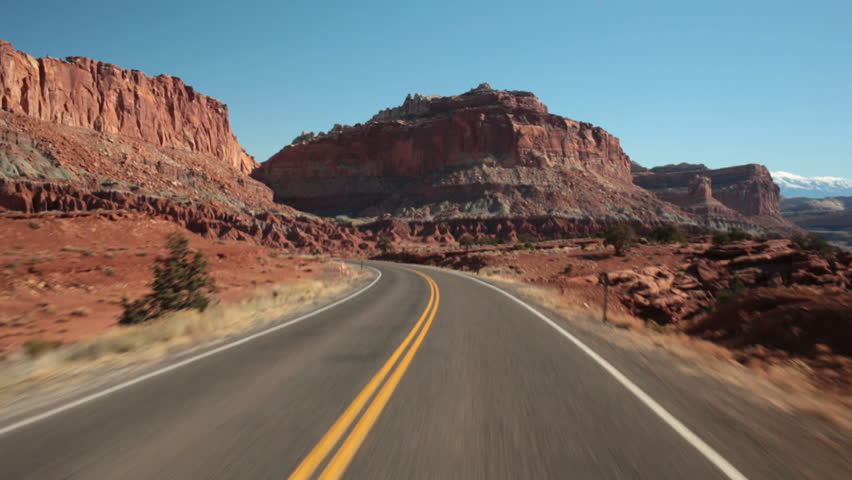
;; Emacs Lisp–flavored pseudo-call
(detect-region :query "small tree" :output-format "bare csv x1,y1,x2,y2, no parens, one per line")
791,233,834,259
715,276,748,306
119,232,215,325
712,227,752,245
649,225,688,244
458,234,475,249
603,224,638,256
517,232,538,244
377,236,394,254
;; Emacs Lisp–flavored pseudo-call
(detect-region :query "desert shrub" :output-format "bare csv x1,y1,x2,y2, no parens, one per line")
62,246,95,256
458,234,475,248
119,232,216,325
512,242,536,251
27,220,43,230
562,264,574,275
100,266,116,276
791,233,834,259
517,233,538,244
377,236,394,254
119,298,151,325
603,224,638,256
713,227,752,245
455,254,487,272
23,338,62,357
712,232,729,245
716,277,748,305
71,307,91,317
649,225,688,244
729,227,751,241
476,236,499,246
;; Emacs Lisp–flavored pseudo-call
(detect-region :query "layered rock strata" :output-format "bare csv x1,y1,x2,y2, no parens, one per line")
253,84,693,234
0,40,255,174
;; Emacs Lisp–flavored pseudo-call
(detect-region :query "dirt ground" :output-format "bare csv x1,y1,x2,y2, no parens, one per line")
452,239,704,322
0,211,335,354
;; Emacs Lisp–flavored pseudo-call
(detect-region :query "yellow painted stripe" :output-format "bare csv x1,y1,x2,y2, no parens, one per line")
287,269,436,480
318,271,440,480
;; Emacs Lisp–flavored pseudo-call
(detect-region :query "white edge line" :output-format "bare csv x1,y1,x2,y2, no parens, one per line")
418,264,749,480
0,266,383,437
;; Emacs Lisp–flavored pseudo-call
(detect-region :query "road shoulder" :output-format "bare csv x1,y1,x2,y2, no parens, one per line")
0,264,379,433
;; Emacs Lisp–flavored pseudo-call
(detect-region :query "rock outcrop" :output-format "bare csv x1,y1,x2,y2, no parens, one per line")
0,39,256,174
605,239,850,324
0,111,363,252
781,196,852,250
253,84,693,234
633,163,794,234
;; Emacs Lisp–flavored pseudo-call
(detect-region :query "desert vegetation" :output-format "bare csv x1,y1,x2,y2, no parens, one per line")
712,227,752,245
119,232,216,325
649,224,689,244
791,232,834,259
603,224,638,256
377,236,394,254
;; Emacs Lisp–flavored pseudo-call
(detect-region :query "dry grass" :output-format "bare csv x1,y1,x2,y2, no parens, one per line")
476,268,642,330
0,263,371,409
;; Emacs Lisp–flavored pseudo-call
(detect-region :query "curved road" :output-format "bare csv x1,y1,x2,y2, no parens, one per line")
0,262,846,478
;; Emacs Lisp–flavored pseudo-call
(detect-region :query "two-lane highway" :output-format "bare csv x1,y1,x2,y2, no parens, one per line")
0,262,830,478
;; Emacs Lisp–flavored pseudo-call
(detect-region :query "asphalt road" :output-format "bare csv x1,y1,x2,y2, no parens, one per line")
0,262,848,479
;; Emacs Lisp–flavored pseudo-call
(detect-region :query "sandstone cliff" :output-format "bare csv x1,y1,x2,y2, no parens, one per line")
633,163,794,234
0,111,362,252
0,39,256,174
253,84,692,233
0,40,361,253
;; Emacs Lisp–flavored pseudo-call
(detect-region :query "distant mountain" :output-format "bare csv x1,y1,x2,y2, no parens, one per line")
771,171,852,198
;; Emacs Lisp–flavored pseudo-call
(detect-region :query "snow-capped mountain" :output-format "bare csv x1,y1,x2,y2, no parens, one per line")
771,171,852,198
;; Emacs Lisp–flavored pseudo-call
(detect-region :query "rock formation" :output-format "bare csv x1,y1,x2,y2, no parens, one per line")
253,84,693,235
0,40,256,174
781,196,852,250
0,41,363,253
633,163,794,234
0,111,362,251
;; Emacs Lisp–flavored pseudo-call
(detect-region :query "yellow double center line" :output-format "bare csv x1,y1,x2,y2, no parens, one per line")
288,269,440,480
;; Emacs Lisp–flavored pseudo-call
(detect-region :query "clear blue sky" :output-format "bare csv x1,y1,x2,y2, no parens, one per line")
4,0,851,177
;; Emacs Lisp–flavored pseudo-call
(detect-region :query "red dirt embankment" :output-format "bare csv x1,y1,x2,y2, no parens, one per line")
0,213,341,353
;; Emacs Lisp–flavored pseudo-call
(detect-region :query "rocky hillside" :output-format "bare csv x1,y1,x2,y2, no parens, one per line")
633,163,795,235
0,40,255,174
253,83,694,238
781,196,852,250
0,41,362,253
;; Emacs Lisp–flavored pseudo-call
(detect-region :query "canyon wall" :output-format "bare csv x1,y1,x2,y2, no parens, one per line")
0,41,361,253
633,164,781,216
0,40,256,174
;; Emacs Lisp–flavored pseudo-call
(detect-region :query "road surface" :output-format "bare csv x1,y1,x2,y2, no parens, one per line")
0,262,848,479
